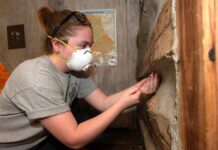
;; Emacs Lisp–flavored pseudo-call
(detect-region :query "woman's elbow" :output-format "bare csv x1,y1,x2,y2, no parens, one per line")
67,144,85,150
64,142,85,149
64,138,86,149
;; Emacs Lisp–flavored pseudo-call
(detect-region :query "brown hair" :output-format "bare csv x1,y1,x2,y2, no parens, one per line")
37,7,92,54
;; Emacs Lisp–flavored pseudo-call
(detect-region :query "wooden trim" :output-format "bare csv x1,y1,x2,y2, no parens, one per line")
203,1,217,149
214,0,218,147
177,0,218,149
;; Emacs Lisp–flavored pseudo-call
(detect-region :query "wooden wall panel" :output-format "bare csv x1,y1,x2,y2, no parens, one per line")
202,1,217,149
215,0,218,106
177,0,218,149
126,0,141,129
0,0,62,71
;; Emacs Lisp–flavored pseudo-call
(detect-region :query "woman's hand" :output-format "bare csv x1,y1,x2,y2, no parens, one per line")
117,85,141,109
139,72,160,95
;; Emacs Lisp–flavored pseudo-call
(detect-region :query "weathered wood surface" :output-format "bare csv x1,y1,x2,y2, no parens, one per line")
0,0,58,71
177,0,218,149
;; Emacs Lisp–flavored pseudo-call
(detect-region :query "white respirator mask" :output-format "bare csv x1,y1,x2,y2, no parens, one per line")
48,36,93,72
47,11,94,71
67,47,93,71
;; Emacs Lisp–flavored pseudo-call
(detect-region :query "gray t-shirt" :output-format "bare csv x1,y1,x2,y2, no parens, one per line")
0,55,97,150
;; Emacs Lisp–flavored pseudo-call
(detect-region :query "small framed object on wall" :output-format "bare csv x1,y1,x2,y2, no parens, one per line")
7,24,25,49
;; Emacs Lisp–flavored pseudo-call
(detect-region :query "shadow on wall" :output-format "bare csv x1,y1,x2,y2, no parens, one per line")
0,63,10,93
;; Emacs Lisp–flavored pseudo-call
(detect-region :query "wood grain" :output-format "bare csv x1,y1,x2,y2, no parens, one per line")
177,0,218,149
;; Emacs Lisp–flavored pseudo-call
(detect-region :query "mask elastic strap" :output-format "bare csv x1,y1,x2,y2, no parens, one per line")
48,35,76,52
51,53,68,62
47,35,72,62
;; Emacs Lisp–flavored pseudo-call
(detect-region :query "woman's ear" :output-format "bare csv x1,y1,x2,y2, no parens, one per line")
51,38,63,54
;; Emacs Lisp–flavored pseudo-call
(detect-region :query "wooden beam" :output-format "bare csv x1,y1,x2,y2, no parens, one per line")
214,0,218,147
177,0,218,149
202,1,217,149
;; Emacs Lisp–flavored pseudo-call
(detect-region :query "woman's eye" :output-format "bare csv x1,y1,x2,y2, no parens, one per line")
79,45,87,49
78,42,92,49
82,45,87,48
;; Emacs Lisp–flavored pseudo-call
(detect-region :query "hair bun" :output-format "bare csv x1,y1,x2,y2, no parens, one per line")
37,7,55,34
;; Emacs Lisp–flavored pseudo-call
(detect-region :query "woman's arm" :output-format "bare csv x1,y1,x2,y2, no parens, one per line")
85,73,159,112
84,88,125,112
40,85,141,149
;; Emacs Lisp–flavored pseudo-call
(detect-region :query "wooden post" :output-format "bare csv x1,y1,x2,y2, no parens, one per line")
177,0,218,149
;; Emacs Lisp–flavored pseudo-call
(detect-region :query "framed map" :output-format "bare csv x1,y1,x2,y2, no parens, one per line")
81,9,117,66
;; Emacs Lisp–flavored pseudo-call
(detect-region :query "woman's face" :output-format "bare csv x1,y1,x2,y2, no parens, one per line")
60,26,94,58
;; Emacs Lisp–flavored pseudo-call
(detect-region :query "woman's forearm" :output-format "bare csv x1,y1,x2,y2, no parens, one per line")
69,101,124,148
103,89,126,111
41,85,141,149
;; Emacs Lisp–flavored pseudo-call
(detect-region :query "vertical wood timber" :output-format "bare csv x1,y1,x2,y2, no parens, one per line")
203,1,217,149
177,0,218,149
216,0,218,110
214,0,218,147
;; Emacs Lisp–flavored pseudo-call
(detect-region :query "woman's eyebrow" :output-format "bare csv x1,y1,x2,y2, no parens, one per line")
80,41,94,46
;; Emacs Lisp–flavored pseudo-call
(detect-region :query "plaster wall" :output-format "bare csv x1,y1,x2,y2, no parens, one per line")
137,0,180,149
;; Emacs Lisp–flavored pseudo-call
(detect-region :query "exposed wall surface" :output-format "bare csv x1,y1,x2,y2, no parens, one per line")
137,0,180,149
0,0,63,72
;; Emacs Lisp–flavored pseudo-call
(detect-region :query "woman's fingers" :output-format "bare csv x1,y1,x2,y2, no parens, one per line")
153,73,159,91
140,72,160,94
150,73,157,92
130,85,141,95
136,79,146,87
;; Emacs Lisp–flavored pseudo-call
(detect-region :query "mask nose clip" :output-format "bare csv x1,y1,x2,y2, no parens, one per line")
83,50,92,55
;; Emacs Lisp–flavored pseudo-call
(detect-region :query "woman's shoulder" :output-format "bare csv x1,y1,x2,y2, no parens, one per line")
2,56,53,95
8,56,56,86
15,55,55,75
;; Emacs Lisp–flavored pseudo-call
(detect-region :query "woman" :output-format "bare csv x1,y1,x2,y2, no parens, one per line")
0,7,159,150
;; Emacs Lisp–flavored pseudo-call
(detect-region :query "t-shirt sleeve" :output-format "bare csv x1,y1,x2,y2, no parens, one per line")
76,77,97,99
12,86,70,120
